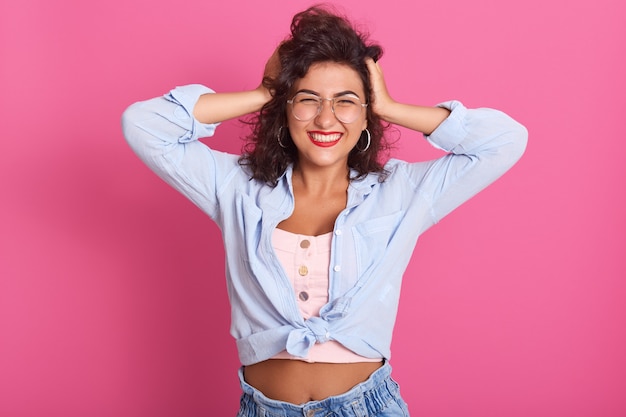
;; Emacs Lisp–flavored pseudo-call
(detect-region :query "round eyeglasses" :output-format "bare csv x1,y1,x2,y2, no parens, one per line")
287,93,367,124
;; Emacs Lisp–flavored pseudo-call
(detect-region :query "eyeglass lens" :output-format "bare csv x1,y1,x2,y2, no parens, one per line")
290,94,364,123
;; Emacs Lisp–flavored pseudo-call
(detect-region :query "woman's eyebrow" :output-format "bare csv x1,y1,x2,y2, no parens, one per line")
333,90,360,98
294,89,361,97
294,89,321,96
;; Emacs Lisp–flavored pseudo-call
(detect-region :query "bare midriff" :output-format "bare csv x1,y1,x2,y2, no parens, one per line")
243,359,384,404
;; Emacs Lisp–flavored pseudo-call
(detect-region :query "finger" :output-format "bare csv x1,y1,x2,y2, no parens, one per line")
366,57,382,74
365,57,378,74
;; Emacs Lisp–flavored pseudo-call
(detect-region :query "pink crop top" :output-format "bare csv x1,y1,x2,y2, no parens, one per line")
271,228,381,363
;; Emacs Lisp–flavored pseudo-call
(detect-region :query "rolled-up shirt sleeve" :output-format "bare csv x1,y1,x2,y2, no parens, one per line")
121,84,238,220
405,100,528,227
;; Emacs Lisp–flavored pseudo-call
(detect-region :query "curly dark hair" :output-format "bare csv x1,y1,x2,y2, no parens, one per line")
239,4,390,186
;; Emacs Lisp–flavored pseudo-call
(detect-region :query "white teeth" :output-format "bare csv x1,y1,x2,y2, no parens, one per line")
309,132,342,143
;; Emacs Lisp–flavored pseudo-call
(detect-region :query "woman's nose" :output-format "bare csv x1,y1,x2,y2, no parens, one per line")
314,99,336,126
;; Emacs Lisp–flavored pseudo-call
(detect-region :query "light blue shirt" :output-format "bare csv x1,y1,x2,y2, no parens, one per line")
122,84,527,365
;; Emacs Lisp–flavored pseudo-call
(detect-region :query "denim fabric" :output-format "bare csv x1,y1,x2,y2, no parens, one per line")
236,361,410,417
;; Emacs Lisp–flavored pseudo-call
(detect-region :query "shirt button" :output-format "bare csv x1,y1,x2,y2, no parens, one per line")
335,229,342,236
298,265,309,276
299,291,309,301
333,265,341,272
300,239,311,249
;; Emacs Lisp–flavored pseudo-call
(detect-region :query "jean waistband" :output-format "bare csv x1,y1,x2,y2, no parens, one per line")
238,361,398,417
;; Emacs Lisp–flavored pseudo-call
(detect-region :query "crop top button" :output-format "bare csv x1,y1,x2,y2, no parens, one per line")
300,239,310,249
298,291,309,301
298,265,309,276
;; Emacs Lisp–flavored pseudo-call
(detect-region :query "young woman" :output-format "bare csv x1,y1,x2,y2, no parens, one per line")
122,5,527,416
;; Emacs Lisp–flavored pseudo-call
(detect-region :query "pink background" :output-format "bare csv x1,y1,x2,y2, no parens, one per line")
1,0,624,416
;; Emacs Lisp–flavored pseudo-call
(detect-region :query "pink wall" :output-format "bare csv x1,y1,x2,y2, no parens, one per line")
1,0,624,415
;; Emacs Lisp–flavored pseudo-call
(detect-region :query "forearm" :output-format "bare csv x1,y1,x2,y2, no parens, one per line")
193,86,271,124
377,101,450,136
366,58,450,135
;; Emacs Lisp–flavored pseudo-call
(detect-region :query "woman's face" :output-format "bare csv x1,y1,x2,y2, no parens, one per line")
287,61,368,172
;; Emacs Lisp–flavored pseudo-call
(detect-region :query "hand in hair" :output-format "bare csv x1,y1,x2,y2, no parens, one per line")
365,57,450,135
260,45,282,99
365,58,393,120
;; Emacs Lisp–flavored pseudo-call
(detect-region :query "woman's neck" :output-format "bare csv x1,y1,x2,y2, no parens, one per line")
292,164,350,196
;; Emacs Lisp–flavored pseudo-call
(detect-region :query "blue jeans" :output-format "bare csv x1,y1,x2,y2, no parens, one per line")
236,361,410,417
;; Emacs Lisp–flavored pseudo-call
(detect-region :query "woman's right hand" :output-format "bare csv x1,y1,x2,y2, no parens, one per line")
257,45,281,100
193,47,279,124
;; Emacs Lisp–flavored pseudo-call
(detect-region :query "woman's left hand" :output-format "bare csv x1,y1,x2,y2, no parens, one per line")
365,58,450,134
365,58,395,121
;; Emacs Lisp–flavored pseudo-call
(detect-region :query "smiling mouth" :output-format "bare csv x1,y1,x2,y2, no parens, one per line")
309,132,342,146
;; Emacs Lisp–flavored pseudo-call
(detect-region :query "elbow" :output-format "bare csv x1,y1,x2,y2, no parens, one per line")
493,120,528,173
120,101,161,160
120,102,144,148
509,120,529,163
